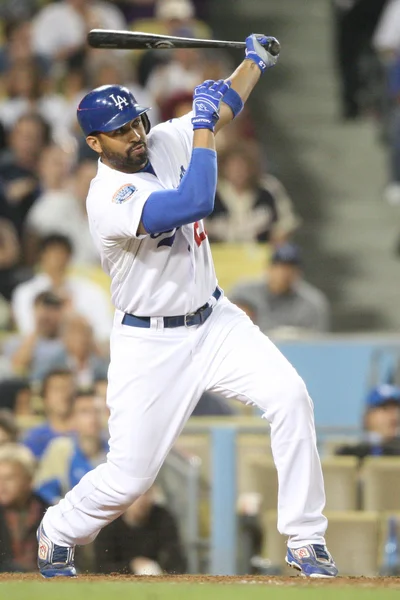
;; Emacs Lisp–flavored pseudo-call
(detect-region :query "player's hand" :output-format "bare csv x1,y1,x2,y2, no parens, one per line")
245,34,279,74
191,79,231,132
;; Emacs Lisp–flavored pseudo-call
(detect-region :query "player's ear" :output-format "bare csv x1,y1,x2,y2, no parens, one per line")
86,135,102,155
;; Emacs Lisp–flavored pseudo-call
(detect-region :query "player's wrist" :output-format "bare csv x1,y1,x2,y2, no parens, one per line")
191,115,217,132
222,87,244,118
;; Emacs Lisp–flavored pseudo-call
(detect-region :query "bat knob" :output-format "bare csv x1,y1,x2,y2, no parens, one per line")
264,37,280,57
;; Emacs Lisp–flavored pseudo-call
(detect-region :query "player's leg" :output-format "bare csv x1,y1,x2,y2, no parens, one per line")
203,298,337,577
39,321,204,574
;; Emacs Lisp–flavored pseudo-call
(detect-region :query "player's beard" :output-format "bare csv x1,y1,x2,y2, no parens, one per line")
100,141,149,173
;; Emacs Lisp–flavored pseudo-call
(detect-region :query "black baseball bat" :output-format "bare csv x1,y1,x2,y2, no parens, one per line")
87,29,281,57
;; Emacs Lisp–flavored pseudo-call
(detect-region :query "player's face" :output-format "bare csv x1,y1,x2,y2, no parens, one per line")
89,117,148,174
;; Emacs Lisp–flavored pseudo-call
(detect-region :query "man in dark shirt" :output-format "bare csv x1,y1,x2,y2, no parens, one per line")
230,243,330,334
94,487,186,575
0,113,50,237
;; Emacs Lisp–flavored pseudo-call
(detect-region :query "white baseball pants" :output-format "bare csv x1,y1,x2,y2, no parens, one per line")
43,295,327,549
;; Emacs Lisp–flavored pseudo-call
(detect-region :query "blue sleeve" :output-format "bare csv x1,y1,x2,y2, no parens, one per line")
35,478,62,505
141,147,217,234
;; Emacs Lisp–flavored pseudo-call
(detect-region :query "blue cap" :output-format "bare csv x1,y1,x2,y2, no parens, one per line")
271,243,302,266
77,85,151,136
365,384,400,408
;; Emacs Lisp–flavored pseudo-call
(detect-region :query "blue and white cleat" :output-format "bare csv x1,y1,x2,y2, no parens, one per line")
37,523,77,578
286,544,338,578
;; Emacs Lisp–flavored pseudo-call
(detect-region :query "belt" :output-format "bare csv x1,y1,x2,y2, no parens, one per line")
122,287,222,329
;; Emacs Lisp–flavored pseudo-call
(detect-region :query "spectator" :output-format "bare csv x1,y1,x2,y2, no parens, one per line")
4,291,64,382
31,0,127,63
132,0,211,40
0,58,71,140
25,152,100,266
206,143,300,244
12,233,113,344
35,390,108,505
230,243,330,335
0,443,47,572
0,19,50,77
0,113,50,237
373,0,400,202
333,0,387,119
336,384,400,458
94,486,186,574
0,216,20,301
23,369,74,458
146,47,203,109
0,410,18,446
41,314,109,388
0,379,32,415
159,90,193,122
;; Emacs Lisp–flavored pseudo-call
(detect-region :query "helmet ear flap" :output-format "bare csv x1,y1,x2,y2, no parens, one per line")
141,113,151,134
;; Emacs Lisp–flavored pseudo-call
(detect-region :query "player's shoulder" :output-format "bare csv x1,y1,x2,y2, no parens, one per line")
86,162,140,211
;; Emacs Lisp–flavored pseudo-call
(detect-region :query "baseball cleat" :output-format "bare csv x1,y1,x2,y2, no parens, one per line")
286,544,338,578
37,522,77,578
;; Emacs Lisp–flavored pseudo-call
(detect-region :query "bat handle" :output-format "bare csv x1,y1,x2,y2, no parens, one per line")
262,37,281,57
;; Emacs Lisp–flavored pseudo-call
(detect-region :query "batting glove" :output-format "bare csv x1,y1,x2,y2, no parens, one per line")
245,34,279,74
191,79,231,131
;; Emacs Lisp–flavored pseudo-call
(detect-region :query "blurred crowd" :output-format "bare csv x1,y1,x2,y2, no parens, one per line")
0,0,337,575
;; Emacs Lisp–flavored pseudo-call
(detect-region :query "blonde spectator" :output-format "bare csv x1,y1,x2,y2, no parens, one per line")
0,443,47,572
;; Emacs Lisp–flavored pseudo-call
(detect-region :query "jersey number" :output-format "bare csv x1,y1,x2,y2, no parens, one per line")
194,221,207,247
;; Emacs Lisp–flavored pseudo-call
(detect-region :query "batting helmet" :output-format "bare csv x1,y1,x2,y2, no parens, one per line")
77,85,151,137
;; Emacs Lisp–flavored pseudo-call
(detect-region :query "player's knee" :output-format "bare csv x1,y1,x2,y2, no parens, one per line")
107,462,156,505
256,371,313,428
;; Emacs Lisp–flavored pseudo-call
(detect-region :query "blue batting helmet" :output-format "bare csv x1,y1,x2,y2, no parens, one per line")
77,85,151,136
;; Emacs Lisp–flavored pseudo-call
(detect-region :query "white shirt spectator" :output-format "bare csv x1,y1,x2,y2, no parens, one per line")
0,95,73,141
12,273,112,343
26,190,99,266
146,61,202,106
373,0,400,52
31,0,126,60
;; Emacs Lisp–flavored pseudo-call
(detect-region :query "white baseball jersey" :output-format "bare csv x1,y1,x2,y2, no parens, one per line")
86,112,217,317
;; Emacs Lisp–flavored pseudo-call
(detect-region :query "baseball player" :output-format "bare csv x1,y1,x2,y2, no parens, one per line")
37,34,338,578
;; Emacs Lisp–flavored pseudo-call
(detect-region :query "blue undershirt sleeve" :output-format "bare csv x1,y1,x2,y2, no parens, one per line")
141,147,217,234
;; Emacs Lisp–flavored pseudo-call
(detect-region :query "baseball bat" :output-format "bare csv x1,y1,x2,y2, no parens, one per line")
87,29,281,57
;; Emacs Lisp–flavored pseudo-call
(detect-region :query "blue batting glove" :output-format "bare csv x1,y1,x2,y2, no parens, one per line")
245,34,279,74
191,79,231,131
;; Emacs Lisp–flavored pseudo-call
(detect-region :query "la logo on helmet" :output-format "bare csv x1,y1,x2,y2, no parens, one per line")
110,94,129,111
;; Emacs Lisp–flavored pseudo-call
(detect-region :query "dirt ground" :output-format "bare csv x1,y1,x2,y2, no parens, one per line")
1,573,400,588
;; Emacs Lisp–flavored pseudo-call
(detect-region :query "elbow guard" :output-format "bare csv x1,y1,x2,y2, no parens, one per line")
142,148,217,234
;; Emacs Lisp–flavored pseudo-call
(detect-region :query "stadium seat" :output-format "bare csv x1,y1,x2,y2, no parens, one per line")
361,457,400,511
322,456,359,511
262,510,380,576
246,456,278,512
